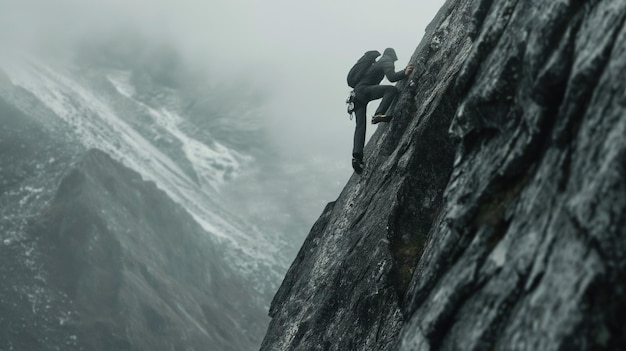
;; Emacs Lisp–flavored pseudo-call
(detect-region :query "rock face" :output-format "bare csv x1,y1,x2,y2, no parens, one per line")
261,0,626,350
1,148,266,351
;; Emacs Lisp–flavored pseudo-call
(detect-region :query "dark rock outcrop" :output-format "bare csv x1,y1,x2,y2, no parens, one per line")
1,148,266,351
261,0,626,350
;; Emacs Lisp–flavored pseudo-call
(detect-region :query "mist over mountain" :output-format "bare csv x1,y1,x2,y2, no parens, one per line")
4,0,623,349
0,0,458,350
70,32,335,242
4,0,624,349
0,28,346,349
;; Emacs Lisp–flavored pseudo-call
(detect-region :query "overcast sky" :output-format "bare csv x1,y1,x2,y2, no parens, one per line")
1,0,446,174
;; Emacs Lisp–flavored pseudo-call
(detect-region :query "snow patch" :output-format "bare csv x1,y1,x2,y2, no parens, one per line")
106,70,135,98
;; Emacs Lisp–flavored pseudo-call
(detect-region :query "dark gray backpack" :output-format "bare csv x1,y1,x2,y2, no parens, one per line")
346,50,380,118
346,50,380,88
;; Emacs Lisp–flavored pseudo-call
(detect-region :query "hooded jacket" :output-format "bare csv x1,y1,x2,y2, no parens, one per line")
355,48,406,89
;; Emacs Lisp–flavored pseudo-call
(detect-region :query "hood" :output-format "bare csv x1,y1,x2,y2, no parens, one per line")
382,48,398,61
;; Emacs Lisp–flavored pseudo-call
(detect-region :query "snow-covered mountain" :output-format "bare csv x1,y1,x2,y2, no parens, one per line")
0,39,325,349
1,51,290,287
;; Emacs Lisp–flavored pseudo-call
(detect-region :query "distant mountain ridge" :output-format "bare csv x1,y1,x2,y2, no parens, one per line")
0,41,285,350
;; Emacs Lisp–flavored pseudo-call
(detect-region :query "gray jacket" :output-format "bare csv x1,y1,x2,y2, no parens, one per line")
355,48,406,89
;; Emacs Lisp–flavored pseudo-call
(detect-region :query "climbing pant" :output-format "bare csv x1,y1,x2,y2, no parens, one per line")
352,85,398,159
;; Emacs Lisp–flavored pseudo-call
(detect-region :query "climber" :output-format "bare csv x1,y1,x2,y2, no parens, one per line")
350,48,414,174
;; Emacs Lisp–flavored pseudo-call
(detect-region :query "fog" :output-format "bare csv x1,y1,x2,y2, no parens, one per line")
0,0,446,242
1,0,444,161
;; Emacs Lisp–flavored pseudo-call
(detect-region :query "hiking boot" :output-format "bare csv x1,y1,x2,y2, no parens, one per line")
372,114,392,124
352,157,365,174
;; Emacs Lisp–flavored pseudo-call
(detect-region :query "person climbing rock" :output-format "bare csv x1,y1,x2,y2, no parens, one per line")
350,48,414,174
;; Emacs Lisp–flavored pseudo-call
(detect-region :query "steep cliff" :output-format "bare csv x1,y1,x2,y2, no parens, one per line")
261,0,626,350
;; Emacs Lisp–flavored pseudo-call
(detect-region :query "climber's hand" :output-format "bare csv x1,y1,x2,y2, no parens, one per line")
405,64,415,76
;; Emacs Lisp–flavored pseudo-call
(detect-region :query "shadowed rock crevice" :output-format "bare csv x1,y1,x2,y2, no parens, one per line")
454,0,520,99
554,6,626,149
386,81,459,301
